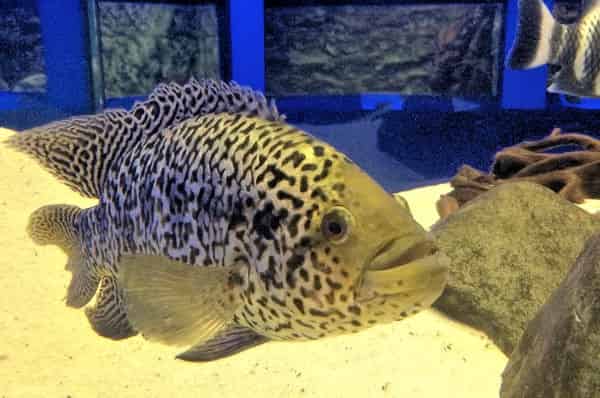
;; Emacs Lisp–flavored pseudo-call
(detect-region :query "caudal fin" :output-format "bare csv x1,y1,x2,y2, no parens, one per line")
28,204,99,307
507,0,557,69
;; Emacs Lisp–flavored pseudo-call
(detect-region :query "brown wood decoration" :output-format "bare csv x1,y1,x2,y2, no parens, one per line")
437,128,600,219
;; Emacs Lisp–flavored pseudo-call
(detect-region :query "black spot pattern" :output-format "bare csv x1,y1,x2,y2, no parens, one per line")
21,80,436,342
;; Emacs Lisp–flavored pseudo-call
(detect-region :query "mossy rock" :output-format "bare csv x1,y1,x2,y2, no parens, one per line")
431,181,600,355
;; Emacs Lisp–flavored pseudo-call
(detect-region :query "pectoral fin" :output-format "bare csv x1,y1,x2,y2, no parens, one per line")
118,254,246,347
176,325,269,362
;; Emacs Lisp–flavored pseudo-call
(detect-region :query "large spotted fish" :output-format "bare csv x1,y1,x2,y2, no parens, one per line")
508,0,600,97
7,79,448,362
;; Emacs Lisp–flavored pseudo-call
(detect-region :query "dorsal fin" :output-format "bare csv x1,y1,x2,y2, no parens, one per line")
5,79,284,198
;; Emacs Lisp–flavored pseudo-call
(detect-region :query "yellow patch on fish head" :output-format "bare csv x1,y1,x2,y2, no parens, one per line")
303,160,417,280
237,135,447,340
309,160,449,321
279,157,446,338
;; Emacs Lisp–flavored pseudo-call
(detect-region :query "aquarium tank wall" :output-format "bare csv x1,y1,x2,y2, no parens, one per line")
0,0,595,192
6,1,600,397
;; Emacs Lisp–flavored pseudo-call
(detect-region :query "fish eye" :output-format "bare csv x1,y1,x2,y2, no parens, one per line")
321,207,352,244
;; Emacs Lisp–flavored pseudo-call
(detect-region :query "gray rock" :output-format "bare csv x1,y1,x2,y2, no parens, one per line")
501,233,600,398
431,181,600,355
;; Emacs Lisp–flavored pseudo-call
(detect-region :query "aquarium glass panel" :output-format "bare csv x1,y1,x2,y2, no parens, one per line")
265,3,503,97
98,1,221,98
0,0,46,93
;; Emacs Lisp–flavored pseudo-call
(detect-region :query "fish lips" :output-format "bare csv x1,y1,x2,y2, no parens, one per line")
356,237,449,304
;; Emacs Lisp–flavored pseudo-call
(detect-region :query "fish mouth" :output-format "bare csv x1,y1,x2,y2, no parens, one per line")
356,236,449,303
368,238,438,271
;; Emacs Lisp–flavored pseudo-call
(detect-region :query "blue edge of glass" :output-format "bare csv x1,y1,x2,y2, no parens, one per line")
1,0,598,131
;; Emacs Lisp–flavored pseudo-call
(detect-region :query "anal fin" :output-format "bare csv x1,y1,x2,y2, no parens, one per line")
548,70,591,98
85,275,136,340
66,256,100,308
176,326,269,362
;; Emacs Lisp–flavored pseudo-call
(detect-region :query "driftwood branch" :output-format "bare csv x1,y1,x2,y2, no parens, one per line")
437,128,600,219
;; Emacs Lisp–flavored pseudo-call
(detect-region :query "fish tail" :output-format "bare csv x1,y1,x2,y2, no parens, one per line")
507,0,558,69
27,204,100,308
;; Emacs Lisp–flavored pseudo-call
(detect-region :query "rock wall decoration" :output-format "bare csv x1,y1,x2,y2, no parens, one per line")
98,2,221,98
429,5,503,98
265,3,502,97
0,0,46,93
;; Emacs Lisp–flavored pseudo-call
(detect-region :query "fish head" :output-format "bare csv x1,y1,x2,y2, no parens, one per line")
245,140,448,339
306,159,449,324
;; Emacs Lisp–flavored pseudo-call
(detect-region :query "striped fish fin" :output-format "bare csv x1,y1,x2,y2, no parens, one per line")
548,69,589,97
507,0,558,69
5,79,284,198
176,326,268,362
85,275,136,340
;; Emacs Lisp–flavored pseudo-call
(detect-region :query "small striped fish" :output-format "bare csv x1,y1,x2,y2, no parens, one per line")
7,79,447,362
508,0,600,97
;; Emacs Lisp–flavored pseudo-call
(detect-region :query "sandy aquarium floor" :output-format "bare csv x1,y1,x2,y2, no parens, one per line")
0,127,509,398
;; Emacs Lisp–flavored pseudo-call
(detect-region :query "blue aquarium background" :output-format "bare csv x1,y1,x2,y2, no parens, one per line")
0,0,595,192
